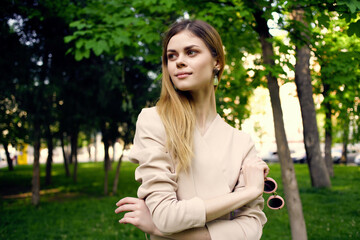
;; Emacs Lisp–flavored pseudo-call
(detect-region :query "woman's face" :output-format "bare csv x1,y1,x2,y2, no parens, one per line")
166,30,218,92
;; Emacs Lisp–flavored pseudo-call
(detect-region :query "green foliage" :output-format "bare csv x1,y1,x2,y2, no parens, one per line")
347,20,360,37
338,0,360,14
2,0,360,199
184,0,262,127
216,67,253,128
0,11,35,147
1,0,161,170
0,96,28,146
65,0,180,61
65,0,266,128
313,15,360,143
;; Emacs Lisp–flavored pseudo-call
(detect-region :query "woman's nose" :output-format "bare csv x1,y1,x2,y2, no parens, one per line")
176,55,187,68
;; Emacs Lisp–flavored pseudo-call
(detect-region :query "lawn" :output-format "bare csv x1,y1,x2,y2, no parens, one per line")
1,161,359,240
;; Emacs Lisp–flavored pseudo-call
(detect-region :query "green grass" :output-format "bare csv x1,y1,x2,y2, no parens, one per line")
262,163,360,240
1,162,359,240
1,162,143,240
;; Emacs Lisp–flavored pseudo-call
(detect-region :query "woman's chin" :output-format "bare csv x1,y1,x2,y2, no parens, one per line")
175,85,192,92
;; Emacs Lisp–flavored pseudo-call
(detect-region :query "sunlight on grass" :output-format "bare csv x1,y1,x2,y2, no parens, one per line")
331,185,352,191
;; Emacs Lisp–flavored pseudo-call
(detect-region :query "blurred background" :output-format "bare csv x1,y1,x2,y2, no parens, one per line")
1,0,359,239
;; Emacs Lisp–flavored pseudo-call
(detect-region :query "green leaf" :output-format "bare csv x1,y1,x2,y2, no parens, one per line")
93,46,102,56
74,47,90,61
338,0,360,13
98,40,110,53
113,29,131,45
347,20,360,37
69,20,87,30
114,48,124,61
74,49,84,61
65,48,73,55
318,14,330,29
85,39,98,50
64,35,75,43
83,48,90,59
75,39,85,49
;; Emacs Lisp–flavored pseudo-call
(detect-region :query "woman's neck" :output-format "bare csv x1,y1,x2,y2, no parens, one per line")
191,87,217,134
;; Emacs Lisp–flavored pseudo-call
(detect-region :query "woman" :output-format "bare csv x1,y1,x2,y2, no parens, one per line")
115,19,269,240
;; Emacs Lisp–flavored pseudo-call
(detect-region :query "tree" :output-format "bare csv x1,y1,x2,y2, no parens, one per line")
66,1,309,237
0,0,44,205
249,2,307,238
1,0,93,204
65,0,174,194
310,2,360,175
0,4,30,171
288,6,331,187
188,0,308,238
186,0,262,127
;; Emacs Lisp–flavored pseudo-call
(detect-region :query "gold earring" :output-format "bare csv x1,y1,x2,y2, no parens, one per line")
214,75,219,86
213,68,219,86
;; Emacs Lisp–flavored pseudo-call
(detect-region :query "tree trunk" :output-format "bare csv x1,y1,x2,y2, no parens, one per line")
71,130,79,183
342,141,348,164
112,142,116,162
292,8,331,188
341,122,349,164
32,121,41,206
94,132,98,162
2,142,14,171
88,144,91,161
45,124,53,185
323,83,334,177
68,134,73,164
324,120,333,175
60,132,70,177
253,7,307,240
103,133,110,195
112,144,126,195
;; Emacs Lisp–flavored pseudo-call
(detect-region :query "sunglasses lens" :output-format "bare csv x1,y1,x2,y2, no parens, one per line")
268,196,284,210
264,180,276,193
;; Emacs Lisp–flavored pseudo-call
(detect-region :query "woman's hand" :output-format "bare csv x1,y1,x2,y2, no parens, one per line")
115,197,163,236
242,159,270,197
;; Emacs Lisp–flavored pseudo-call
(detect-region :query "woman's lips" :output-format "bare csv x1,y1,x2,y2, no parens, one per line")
175,72,192,79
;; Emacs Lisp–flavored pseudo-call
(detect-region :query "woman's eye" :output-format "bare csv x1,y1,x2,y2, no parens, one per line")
168,54,176,60
188,50,197,56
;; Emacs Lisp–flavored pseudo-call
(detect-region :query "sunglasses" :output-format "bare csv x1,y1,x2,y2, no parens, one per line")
264,177,285,210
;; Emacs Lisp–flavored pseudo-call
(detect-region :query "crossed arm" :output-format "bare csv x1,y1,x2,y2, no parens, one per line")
115,162,269,239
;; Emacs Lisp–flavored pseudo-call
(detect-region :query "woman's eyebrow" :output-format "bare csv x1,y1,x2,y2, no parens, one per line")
167,45,200,52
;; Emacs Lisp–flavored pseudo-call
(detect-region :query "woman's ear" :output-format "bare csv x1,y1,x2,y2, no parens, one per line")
214,59,221,71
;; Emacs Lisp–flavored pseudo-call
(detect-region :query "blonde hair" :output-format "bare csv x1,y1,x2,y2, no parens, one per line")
156,20,225,172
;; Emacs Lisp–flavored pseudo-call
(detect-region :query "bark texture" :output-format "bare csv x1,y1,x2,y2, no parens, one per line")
32,121,41,206
101,125,111,195
45,124,53,185
2,142,14,171
60,132,71,177
292,8,331,187
112,144,126,195
253,7,308,240
323,82,334,177
71,130,78,183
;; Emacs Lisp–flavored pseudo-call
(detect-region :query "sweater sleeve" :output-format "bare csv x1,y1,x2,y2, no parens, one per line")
206,136,267,240
129,108,206,235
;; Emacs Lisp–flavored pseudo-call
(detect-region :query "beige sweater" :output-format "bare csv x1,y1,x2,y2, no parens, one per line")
129,107,267,240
